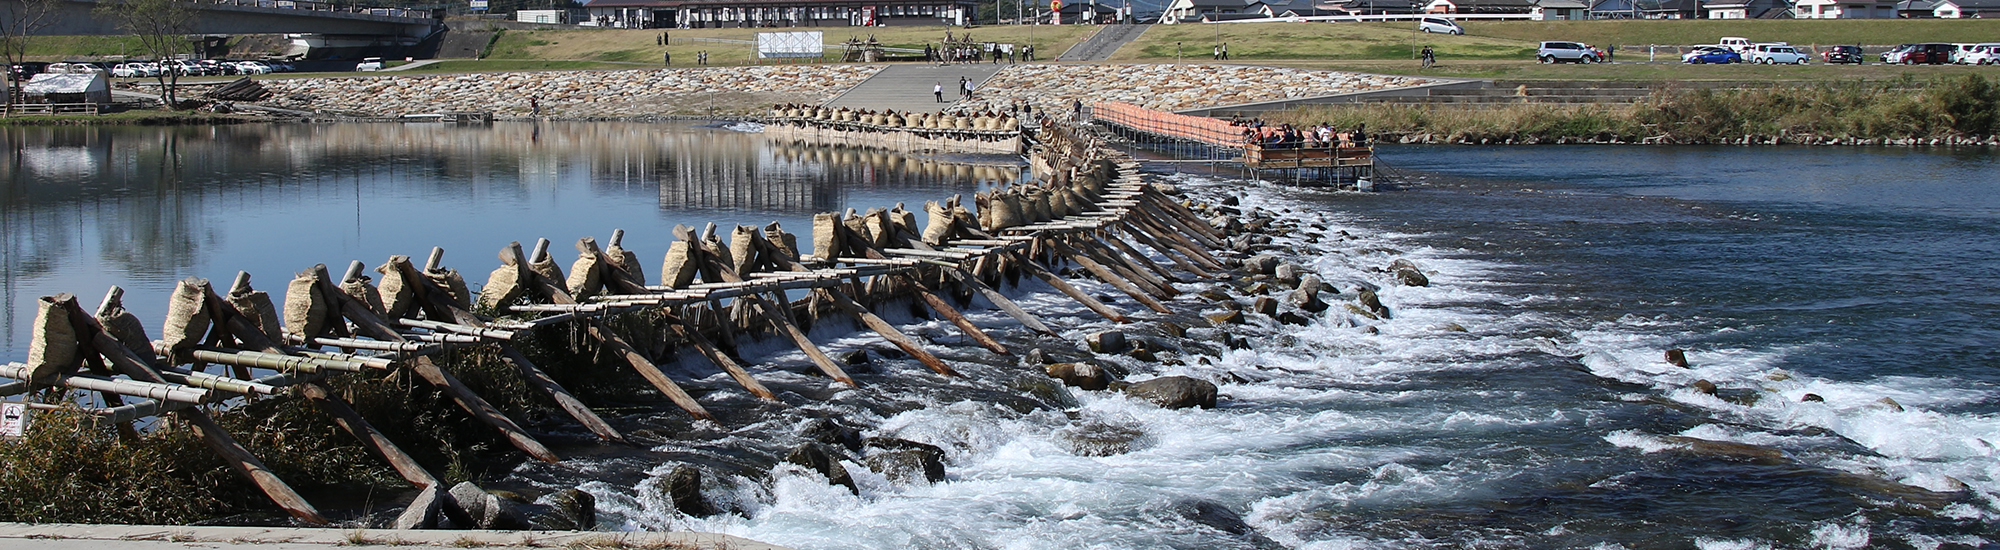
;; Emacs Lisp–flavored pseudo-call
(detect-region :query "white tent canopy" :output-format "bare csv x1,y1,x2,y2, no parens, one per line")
21,72,112,105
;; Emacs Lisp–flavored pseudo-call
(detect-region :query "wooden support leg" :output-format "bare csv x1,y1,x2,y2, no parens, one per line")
665,308,779,401
54,296,328,525
1127,214,1226,272
495,345,630,442
513,252,722,418
835,226,1010,356
1101,228,1185,284
750,233,961,377
672,230,857,385
298,381,479,529
1118,221,1217,279
1073,234,1174,297
1052,237,1173,314
1006,248,1129,323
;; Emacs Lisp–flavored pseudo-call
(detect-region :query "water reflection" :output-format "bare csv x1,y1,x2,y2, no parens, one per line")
0,121,1024,360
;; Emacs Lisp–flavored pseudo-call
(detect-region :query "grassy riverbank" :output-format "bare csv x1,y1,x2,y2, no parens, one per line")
1264,74,2000,144
0,111,260,126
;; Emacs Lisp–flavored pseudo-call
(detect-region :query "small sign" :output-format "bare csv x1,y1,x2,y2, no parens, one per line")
0,403,26,437
469,0,488,10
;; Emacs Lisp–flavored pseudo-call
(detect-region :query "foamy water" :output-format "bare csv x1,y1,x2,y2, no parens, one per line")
546,148,2000,548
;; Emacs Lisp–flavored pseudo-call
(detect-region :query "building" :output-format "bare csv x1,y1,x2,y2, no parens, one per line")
1533,0,1591,19
1589,0,1699,17
579,0,979,28
1927,0,2000,16
1424,0,1535,14
1794,0,1897,17
1338,0,1422,14
1702,0,1787,17
1158,0,1265,22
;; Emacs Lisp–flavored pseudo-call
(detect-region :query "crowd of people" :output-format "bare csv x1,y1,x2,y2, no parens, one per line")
1232,118,1370,149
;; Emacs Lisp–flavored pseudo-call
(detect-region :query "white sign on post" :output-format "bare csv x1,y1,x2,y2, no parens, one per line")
0,402,27,437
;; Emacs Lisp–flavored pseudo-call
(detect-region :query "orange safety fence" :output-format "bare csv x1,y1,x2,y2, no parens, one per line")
1090,102,1251,148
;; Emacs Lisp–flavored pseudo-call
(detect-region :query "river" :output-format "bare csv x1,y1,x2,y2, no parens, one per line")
3,124,1997,548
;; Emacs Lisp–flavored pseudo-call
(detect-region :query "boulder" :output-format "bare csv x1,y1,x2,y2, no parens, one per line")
1124,376,1218,409
862,438,947,484
1046,362,1111,391
536,488,596,531
1273,263,1304,286
1665,348,1690,368
1022,347,1052,366
1289,287,1328,313
448,482,531,530
1358,289,1390,318
1691,379,1718,395
1198,289,1233,302
1086,330,1128,354
1054,421,1147,456
1171,499,1252,535
1243,254,1281,275
784,443,858,494
1252,296,1278,317
659,464,713,517
1204,309,1245,325
798,417,863,452
393,484,446,530
1159,322,1187,338
1278,312,1311,326
1394,267,1430,287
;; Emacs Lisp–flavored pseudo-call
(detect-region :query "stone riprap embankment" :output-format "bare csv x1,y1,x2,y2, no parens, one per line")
256,65,883,117
956,64,1433,113
250,64,1429,118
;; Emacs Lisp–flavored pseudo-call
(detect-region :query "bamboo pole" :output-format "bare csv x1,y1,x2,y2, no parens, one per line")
749,230,961,377
673,226,857,385
53,295,328,525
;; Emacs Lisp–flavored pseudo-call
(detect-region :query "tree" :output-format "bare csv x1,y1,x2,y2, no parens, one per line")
0,0,63,106
95,0,195,107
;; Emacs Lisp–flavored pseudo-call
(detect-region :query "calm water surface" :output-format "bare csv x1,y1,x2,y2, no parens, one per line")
6,124,2000,549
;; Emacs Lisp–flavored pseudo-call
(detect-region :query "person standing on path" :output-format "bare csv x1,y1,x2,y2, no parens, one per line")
1221,43,1228,60
529,96,540,116
1213,44,1221,60
664,50,671,66
935,81,944,103
1420,45,1434,69
959,76,969,99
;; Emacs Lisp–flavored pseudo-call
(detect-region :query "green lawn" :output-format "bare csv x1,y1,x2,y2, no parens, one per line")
1112,22,1537,61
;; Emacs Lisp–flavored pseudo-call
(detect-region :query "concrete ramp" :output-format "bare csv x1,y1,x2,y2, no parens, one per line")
1058,24,1149,61
821,64,1006,113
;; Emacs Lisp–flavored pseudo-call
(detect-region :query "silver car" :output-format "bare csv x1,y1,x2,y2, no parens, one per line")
1537,41,1603,64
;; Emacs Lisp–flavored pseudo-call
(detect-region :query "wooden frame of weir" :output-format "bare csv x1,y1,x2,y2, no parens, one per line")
0,118,1231,527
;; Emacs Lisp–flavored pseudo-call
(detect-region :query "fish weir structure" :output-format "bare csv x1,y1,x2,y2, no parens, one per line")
760,103,1025,155
0,117,1233,527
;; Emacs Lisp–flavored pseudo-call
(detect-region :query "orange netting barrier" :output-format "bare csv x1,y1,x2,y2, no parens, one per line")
1090,102,1252,148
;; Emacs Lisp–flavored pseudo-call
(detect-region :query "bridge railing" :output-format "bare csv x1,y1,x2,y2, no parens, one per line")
1090,101,1248,149
201,0,434,20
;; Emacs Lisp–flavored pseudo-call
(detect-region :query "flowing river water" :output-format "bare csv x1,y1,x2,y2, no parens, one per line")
4,123,1999,548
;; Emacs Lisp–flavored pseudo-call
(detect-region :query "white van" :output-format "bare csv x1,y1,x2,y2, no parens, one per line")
1719,37,1753,54
356,57,383,71
1418,18,1464,35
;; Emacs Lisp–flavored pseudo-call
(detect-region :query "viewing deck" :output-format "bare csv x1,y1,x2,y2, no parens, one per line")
1087,101,1373,186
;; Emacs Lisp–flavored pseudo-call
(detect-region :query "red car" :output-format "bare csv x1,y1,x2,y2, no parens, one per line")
1902,43,1955,65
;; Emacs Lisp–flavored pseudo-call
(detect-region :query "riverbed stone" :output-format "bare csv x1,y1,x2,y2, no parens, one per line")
1358,289,1390,318
1046,362,1111,391
1253,296,1279,317
393,484,446,530
1086,330,1128,354
1124,376,1218,409
1244,254,1281,275
536,488,596,531
448,481,531,530
1665,348,1690,368
1274,262,1304,286
862,437,947,484
1205,309,1245,325
660,464,713,517
784,443,858,494
1289,287,1328,313
1055,421,1148,456
798,417,863,452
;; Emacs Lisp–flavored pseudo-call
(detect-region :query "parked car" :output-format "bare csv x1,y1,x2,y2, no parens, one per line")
1537,41,1603,64
8,61,50,81
1961,43,2000,65
1682,45,1741,64
1822,45,1863,64
1719,37,1754,55
1750,43,1808,65
1901,43,1954,64
45,62,106,75
1882,43,1914,64
233,60,273,74
1418,17,1464,35
356,57,384,71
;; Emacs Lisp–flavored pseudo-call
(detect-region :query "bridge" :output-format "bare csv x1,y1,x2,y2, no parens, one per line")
8,0,439,38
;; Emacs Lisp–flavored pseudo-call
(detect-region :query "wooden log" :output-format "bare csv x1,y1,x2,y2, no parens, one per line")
1143,189,1225,240
1070,234,1173,298
297,379,480,533
1050,237,1172,314
749,231,960,377
1138,196,1224,250
54,296,328,525
1100,229,1184,283
517,247,722,417
955,225,1128,323
833,222,1011,355
890,227,1058,337
673,226,857,385
1116,221,1217,279
663,307,777,401
321,277,561,463
189,348,370,373
1129,205,1226,269
496,345,630,443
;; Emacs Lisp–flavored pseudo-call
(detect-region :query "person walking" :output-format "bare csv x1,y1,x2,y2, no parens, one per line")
664,50,671,66
1221,43,1229,60
959,76,969,99
1420,45,1435,69
935,81,944,103
1213,44,1221,60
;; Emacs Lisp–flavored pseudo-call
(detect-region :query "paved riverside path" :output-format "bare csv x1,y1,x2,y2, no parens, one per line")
1058,24,1150,62
821,63,1006,113
0,523,792,550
